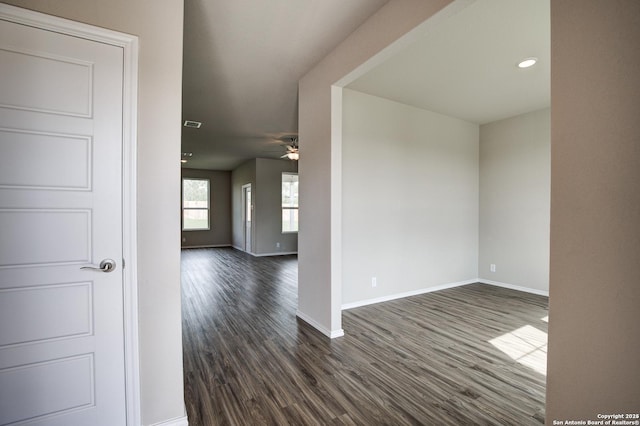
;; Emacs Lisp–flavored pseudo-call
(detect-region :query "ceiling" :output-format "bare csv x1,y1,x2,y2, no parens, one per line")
181,0,388,170
347,0,550,124
181,0,550,171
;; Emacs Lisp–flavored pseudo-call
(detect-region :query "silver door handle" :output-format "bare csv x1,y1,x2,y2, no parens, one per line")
81,258,116,273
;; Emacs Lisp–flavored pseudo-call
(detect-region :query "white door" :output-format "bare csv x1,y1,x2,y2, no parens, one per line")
0,13,127,426
243,184,252,253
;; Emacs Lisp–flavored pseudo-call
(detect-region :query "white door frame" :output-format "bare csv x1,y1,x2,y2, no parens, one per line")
242,183,252,253
0,4,141,425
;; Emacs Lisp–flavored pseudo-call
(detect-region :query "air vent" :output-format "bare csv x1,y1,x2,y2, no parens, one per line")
183,120,202,128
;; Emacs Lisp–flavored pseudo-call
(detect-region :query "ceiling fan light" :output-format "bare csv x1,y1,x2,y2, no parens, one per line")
286,152,299,160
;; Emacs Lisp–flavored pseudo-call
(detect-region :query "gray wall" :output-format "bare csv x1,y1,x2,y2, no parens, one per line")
181,169,232,248
231,159,256,251
0,1,187,424
547,0,640,422
479,108,550,293
231,158,297,255
255,158,298,255
342,89,479,305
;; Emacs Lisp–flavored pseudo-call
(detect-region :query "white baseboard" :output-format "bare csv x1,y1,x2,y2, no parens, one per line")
181,244,231,249
149,415,189,426
341,279,477,311
296,310,344,339
230,246,297,257
478,279,549,297
252,251,297,257
232,245,253,255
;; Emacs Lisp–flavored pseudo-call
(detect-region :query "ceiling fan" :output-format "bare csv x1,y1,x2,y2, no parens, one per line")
280,137,299,160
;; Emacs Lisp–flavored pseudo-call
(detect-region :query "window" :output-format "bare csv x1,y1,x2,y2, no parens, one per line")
182,178,210,230
282,173,298,233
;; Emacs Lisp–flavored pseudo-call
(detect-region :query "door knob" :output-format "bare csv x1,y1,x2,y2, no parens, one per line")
81,258,116,273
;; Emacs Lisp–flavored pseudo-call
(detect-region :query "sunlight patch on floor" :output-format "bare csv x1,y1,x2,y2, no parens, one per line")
489,325,547,375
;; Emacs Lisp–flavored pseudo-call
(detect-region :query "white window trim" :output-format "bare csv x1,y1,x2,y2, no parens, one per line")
182,177,211,231
282,172,298,234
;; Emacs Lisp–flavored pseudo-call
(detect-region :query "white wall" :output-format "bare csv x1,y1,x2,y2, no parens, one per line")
342,89,479,305
299,0,455,337
0,1,186,424
479,108,550,292
547,0,640,420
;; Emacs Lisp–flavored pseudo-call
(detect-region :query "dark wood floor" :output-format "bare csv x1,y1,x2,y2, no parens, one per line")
181,247,548,425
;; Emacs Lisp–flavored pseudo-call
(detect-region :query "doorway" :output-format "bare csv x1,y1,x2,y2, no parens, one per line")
242,183,252,253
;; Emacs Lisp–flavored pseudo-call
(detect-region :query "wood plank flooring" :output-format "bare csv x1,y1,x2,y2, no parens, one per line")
181,248,548,425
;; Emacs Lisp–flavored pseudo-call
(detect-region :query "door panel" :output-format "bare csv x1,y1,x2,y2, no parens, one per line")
0,354,95,425
0,14,126,426
0,282,92,347
0,128,91,190
0,209,91,267
0,46,93,117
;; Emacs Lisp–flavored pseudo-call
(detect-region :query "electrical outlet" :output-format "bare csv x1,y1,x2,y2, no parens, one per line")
276,242,280,248
372,277,377,287
490,264,496,273
182,237,186,243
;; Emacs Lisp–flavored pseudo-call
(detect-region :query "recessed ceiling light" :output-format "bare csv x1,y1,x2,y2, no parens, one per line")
183,120,202,128
517,57,538,68
181,152,193,163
